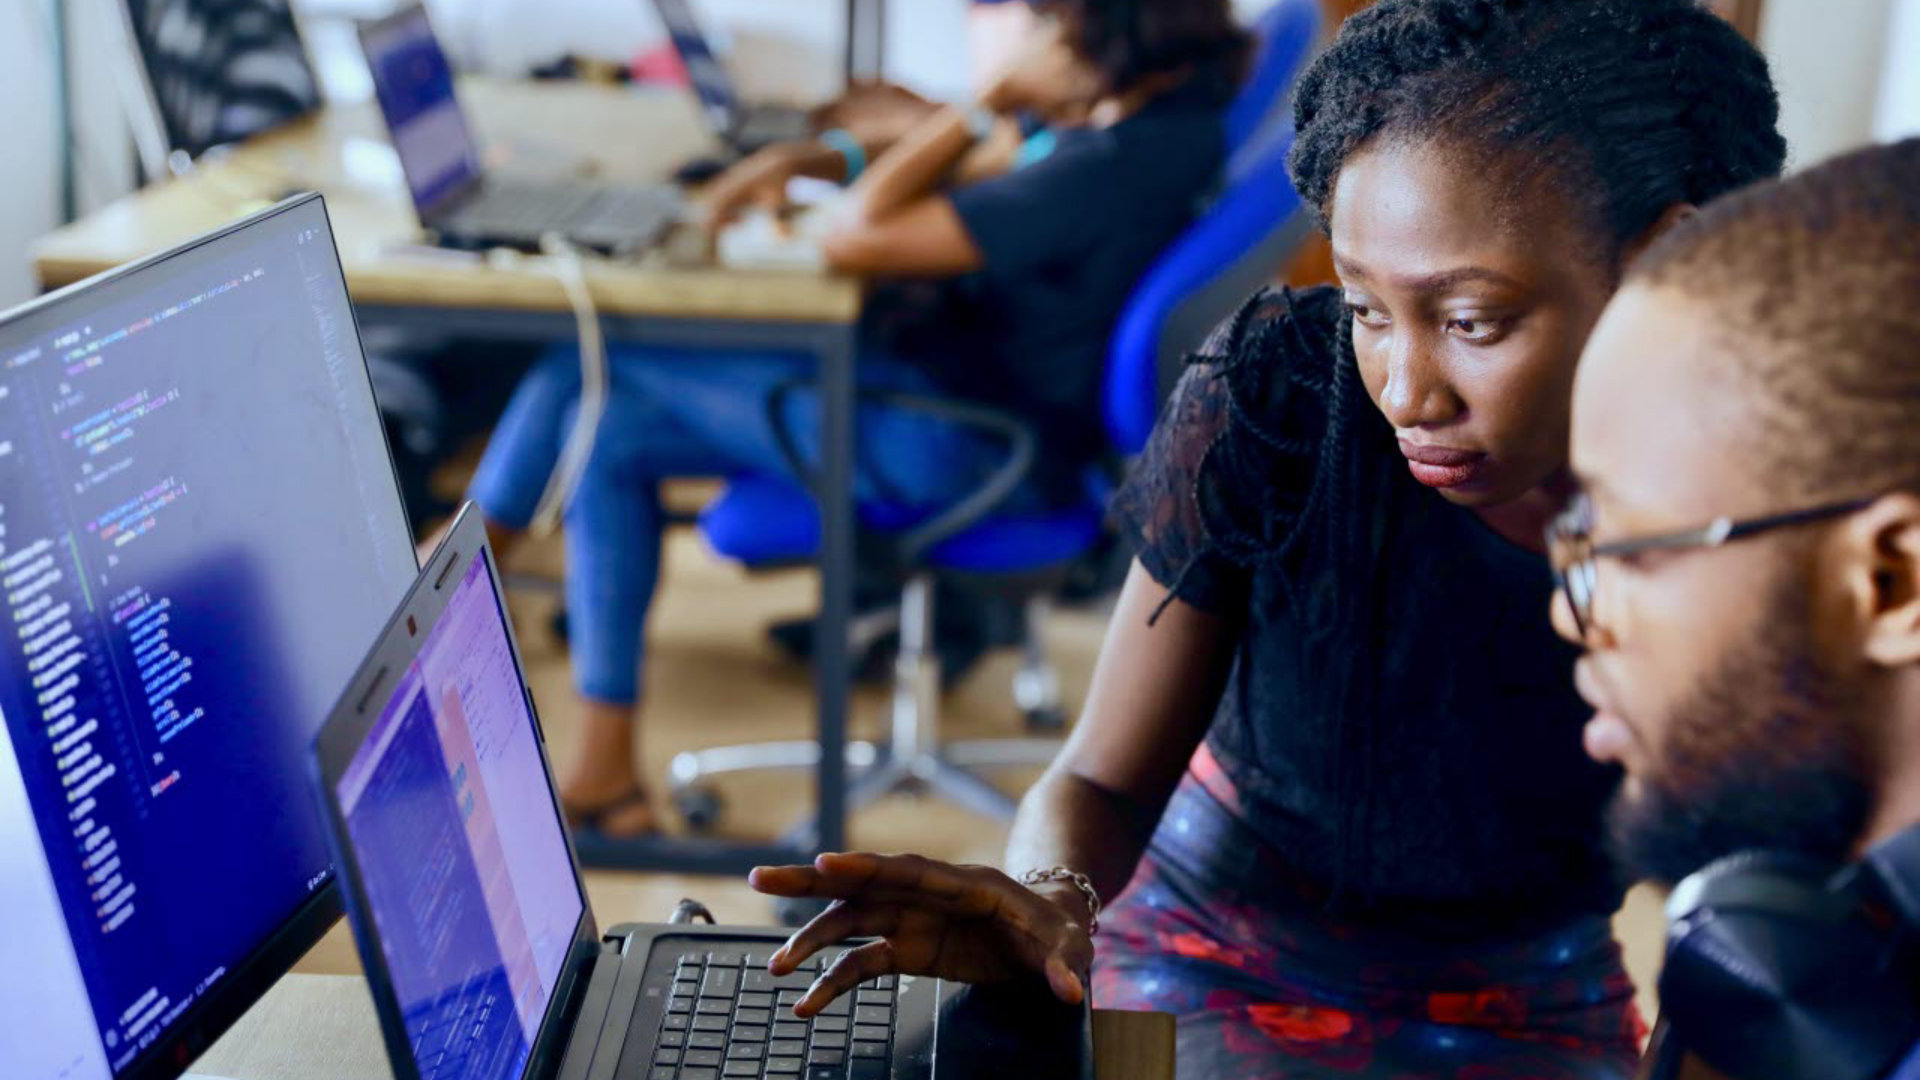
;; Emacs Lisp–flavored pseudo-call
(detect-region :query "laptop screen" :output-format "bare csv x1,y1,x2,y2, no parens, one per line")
335,555,583,1080
650,0,741,134
361,7,483,216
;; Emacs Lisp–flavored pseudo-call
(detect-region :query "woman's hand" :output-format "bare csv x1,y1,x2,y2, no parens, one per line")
812,79,940,146
748,852,1096,1016
699,143,814,229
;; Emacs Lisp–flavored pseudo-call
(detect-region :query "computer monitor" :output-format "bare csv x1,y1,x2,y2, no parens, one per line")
358,6,485,220
0,195,416,1080
118,0,323,160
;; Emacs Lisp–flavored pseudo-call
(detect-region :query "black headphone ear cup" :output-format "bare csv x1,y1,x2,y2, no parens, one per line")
1660,853,1920,1080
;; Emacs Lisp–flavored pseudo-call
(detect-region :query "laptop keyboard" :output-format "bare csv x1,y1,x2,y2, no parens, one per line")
451,178,682,247
646,948,897,1080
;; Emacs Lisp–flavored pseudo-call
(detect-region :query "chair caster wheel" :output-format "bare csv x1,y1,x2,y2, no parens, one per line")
1023,705,1068,733
674,786,724,832
775,895,832,928
549,608,570,643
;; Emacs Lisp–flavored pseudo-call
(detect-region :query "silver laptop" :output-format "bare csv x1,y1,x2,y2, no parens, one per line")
650,0,813,154
310,504,1095,1080
360,5,683,255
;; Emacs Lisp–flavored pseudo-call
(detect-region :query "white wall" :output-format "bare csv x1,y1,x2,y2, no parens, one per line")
1760,0,1898,169
1878,0,1920,141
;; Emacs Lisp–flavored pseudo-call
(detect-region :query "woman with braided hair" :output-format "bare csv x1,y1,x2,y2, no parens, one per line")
750,2,1787,1075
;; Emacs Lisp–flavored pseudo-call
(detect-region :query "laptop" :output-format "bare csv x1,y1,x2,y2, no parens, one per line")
650,0,813,154
359,5,683,255
310,504,1095,1080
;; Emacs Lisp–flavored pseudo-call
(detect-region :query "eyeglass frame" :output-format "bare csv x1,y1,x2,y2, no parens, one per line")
1546,492,1882,641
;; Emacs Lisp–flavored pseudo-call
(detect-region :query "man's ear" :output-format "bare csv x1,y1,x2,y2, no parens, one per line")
1620,203,1698,271
1839,493,1920,668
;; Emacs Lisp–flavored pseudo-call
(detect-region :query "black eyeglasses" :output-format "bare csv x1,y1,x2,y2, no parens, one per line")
1545,492,1880,641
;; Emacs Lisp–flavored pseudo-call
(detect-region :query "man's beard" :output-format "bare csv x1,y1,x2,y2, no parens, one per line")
1607,580,1875,887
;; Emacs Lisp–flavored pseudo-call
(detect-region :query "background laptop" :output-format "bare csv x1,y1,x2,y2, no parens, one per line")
650,0,813,153
312,505,1094,1080
360,5,683,255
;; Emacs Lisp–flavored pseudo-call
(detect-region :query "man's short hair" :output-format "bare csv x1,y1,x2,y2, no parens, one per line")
1627,138,1920,502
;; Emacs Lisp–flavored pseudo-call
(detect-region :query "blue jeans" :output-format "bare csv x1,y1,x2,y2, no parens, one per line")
469,345,1031,704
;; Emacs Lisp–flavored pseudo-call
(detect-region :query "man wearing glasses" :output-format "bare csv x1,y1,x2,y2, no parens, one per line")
1550,137,1920,1079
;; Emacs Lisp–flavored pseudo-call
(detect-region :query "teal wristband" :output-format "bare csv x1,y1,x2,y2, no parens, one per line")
820,128,866,184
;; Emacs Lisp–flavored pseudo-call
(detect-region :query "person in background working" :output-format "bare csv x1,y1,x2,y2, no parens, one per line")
464,0,1250,838
750,1,1787,1076
1550,137,1920,1080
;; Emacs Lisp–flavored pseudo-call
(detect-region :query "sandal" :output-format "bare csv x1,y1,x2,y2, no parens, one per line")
562,786,660,839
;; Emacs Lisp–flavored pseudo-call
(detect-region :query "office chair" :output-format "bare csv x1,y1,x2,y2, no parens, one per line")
671,116,1313,831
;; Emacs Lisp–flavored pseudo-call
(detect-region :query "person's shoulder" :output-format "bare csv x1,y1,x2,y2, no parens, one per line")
1194,285,1348,392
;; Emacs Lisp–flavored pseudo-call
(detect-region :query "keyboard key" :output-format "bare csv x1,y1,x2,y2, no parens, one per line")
812,1016,848,1034
708,951,746,967
853,1007,890,1027
660,1031,687,1049
649,1069,675,1080
872,976,895,990
850,1059,887,1080
773,973,815,991
745,952,773,968
852,1025,888,1043
818,996,850,1017
851,1042,886,1059
663,1014,691,1032
732,1025,768,1043
685,1049,724,1067
808,1049,846,1066
724,1063,759,1078
810,1031,848,1050
765,1058,803,1075
743,971,779,993
853,991,891,1009
694,1015,729,1032
735,1008,771,1026
654,1049,683,1066
697,999,731,1015
769,1041,805,1058
682,1070,718,1080
689,1033,727,1051
728,1043,765,1061
806,1068,841,1080
738,991,774,1010
702,968,741,998
775,991,805,1010
668,999,693,1014
772,1022,807,1041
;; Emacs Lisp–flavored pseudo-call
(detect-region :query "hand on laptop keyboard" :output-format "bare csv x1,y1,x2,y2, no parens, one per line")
748,853,1094,1016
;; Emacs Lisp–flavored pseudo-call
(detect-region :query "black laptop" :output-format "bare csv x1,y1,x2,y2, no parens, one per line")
310,505,1094,1080
650,0,813,154
360,5,683,254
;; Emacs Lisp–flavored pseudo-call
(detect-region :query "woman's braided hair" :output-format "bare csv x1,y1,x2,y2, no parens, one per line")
1288,0,1787,256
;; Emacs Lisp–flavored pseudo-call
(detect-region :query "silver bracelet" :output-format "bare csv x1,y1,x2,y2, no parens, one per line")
1019,866,1102,933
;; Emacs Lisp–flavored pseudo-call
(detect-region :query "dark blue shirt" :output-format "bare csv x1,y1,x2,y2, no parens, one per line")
864,76,1231,468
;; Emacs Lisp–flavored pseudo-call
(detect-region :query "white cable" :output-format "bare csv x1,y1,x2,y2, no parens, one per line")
526,233,609,537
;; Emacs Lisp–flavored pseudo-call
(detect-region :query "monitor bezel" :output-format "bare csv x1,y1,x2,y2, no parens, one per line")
311,504,602,1080
0,192,419,1080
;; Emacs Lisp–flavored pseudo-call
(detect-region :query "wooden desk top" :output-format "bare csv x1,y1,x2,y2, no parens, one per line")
190,974,1175,1080
32,81,862,326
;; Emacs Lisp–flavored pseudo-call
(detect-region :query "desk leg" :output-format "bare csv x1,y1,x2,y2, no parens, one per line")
812,325,855,856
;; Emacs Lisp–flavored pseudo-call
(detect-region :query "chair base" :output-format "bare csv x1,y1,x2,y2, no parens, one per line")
667,575,1068,834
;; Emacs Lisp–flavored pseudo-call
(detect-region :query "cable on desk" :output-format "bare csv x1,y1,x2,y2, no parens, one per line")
525,233,609,536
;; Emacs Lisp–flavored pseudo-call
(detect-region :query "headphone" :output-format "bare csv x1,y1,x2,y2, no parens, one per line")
1656,824,1920,1080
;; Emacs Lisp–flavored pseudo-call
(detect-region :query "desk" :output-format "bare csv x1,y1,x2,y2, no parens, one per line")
191,975,1176,1080
32,80,864,874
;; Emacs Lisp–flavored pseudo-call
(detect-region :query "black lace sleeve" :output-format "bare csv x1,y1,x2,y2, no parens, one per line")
1110,285,1349,618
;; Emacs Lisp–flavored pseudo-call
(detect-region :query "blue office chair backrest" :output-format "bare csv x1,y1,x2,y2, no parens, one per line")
1224,0,1322,162
1103,123,1310,456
